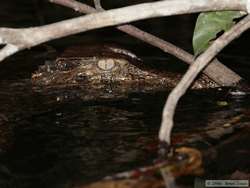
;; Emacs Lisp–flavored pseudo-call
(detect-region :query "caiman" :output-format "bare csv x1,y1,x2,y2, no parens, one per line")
32,44,217,99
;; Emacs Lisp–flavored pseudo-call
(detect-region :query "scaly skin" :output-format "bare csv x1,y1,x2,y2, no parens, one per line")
32,45,217,94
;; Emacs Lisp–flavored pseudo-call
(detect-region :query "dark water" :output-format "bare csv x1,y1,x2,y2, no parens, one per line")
0,91,157,187
0,71,250,188
0,77,162,188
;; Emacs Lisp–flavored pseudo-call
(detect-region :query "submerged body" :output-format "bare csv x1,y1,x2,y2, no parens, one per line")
32,44,217,99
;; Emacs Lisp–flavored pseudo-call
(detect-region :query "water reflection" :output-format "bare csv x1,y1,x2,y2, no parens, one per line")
0,78,249,188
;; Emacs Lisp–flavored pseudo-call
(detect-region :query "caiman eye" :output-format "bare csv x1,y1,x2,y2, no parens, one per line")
97,58,116,71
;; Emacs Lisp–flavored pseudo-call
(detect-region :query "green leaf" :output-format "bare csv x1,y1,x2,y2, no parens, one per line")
193,11,244,56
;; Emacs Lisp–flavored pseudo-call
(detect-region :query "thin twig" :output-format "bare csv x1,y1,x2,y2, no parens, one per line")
93,0,103,11
49,0,242,86
0,44,19,62
159,15,250,144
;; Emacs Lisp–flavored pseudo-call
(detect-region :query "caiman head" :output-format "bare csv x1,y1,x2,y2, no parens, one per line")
32,44,217,92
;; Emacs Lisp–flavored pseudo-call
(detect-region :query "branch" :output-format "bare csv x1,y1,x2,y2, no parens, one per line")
159,14,250,144
0,28,31,61
93,0,103,11
0,0,248,63
49,0,242,86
